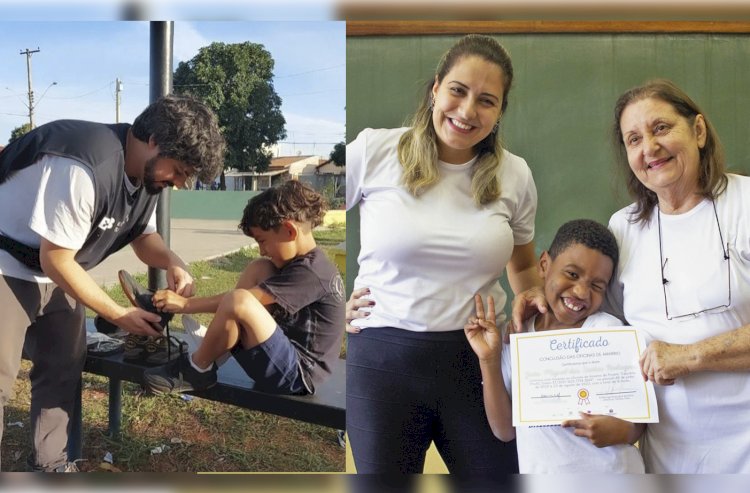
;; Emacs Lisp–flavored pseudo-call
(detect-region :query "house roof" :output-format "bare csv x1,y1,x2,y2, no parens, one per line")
316,159,345,172
269,155,314,170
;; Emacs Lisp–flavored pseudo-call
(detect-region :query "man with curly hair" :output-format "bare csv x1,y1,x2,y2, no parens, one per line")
0,95,225,471
144,180,345,398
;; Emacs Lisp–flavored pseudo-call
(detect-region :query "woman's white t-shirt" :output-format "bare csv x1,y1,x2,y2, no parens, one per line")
347,127,537,332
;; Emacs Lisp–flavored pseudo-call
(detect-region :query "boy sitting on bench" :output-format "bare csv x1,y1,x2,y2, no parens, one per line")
143,180,344,395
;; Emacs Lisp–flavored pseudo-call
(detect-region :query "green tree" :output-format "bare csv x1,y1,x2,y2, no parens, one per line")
329,141,345,167
173,42,286,189
9,123,32,144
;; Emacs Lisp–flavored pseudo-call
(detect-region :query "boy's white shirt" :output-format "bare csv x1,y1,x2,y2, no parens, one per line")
500,311,646,473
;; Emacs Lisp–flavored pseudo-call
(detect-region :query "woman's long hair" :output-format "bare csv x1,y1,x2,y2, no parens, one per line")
397,34,514,207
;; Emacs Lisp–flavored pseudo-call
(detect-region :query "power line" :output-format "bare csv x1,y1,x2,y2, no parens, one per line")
281,89,339,97
278,141,341,145
287,130,345,135
47,81,112,100
173,83,212,88
275,64,344,79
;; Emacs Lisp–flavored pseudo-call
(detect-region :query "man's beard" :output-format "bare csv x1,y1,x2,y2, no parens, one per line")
143,155,169,195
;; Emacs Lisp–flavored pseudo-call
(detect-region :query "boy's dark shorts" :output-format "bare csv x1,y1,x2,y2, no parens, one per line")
231,325,309,395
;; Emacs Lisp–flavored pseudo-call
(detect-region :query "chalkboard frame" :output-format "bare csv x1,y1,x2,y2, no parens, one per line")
348,21,750,35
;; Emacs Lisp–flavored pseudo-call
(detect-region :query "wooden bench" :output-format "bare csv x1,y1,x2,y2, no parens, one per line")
68,319,345,459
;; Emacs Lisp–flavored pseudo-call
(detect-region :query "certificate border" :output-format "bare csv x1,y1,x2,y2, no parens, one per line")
512,328,655,425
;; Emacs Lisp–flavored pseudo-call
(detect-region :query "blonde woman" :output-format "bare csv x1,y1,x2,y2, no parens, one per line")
346,35,541,476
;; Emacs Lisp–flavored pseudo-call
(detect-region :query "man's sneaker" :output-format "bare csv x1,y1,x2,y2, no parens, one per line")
123,333,187,365
119,269,184,367
144,335,188,365
143,352,217,394
118,270,173,331
123,333,150,360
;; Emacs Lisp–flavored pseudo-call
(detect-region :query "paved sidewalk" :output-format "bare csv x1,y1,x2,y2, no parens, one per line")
88,218,256,288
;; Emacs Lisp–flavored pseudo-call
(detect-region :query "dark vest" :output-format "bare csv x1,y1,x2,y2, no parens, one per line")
0,119,158,272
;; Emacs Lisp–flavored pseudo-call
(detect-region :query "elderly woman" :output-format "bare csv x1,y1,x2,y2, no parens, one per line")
514,79,750,473
346,34,540,475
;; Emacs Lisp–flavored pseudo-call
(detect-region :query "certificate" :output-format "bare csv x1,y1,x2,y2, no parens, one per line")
509,327,659,426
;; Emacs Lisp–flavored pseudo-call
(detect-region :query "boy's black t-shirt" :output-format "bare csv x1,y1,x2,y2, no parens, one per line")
259,247,344,393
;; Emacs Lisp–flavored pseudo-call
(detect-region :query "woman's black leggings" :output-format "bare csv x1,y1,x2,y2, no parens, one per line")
346,326,518,477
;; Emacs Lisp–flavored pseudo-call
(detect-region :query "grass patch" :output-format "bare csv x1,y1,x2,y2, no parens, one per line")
2,226,345,472
313,223,345,246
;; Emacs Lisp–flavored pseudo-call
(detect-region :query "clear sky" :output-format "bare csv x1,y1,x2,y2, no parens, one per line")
0,20,345,159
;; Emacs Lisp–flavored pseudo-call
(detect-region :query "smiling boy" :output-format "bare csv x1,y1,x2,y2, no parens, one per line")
143,180,344,395
465,219,646,473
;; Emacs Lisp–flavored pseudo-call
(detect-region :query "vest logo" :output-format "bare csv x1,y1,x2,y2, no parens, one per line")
114,213,130,233
98,217,116,231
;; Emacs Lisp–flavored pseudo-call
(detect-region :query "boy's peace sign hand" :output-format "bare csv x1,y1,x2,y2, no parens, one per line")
464,294,502,363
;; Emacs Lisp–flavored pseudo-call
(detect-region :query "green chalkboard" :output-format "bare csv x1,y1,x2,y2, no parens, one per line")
346,31,750,312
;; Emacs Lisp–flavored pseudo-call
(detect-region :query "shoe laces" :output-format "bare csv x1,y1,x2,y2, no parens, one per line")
161,319,188,373
165,319,172,363
165,320,188,362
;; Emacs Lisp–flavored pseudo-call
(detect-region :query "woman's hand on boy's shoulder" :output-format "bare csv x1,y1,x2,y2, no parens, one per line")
508,286,548,343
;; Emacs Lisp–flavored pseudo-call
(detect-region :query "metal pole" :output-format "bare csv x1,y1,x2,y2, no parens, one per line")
107,379,122,438
148,22,173,291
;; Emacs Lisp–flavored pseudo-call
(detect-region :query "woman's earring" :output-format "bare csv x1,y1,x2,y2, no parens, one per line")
492,120,500,133
430,96,435,111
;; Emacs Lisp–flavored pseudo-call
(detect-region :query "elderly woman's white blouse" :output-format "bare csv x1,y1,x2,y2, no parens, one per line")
608,173,750,473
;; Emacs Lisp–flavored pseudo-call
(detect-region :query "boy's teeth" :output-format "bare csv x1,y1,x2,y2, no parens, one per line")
451,119,471,130
563,298,584,312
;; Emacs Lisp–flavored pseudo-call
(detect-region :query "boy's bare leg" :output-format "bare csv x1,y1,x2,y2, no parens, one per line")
191,289,277,369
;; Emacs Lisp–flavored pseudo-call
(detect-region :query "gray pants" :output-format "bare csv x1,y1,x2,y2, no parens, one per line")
0,274,86,471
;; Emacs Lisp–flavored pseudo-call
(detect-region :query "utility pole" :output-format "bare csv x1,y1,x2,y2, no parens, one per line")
115,78,123,122
20,47,40,128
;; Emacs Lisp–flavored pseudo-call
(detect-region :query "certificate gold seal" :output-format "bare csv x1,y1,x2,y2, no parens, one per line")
577,388,590,405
